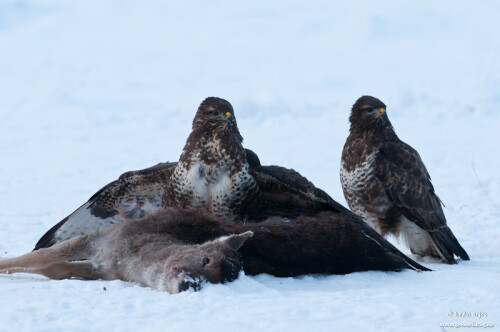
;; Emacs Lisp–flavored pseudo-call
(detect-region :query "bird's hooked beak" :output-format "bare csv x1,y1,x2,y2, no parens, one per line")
374,108,386,117
219,111,234,122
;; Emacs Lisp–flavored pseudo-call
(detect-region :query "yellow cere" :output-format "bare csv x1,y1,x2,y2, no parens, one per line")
225,112,232,118
377,108,386,116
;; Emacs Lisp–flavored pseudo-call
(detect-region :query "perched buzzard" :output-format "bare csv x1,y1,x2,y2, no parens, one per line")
35,97,347,249
340,96,469,264
35,97,257,248
166,97,260,221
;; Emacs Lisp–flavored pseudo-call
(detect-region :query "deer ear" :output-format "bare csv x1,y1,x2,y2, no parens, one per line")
220,231,253,250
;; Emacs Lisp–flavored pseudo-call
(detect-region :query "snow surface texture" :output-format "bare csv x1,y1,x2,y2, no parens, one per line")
1,1,499,331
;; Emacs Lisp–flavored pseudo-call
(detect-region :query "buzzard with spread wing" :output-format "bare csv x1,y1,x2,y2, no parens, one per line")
35,97,347,249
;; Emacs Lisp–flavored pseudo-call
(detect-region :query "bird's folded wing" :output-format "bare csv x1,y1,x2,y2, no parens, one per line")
250,165,350,219
376,142,446,231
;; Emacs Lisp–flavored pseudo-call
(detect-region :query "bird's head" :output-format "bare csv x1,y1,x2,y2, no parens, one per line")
181,97,244,165
192,97,238,133
349,96,392,133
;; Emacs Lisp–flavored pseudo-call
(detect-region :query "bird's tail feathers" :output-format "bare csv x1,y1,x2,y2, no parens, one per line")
429,227,470,263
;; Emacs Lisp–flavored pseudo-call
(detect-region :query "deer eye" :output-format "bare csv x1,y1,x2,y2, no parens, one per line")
202,257,210,266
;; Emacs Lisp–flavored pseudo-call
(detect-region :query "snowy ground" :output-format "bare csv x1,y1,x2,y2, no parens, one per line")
1,1,499,331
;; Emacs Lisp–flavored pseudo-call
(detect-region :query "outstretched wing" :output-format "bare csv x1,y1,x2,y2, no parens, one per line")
34,148,343,249
249,165,350,219
34,163,176,249
117,162,177,180
376,141,469,261
34,148,259,250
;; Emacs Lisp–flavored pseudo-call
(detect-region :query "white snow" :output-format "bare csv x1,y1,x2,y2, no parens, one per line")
1,1,499,331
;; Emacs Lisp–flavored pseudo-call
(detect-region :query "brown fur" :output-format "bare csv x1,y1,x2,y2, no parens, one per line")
135,208,431,276
1,209,252,293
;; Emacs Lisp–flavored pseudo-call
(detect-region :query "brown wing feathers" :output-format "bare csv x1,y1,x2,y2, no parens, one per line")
377,143,469,261
341,95,469,263
377,143,444,230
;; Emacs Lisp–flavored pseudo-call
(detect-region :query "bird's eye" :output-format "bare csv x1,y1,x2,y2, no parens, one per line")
211,110,220,116
202,257,210,266
364,107,374,113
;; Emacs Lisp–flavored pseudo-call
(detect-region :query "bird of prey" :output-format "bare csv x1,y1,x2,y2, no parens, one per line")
35,97,257,248
35,97,347,249
340,95,469,264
